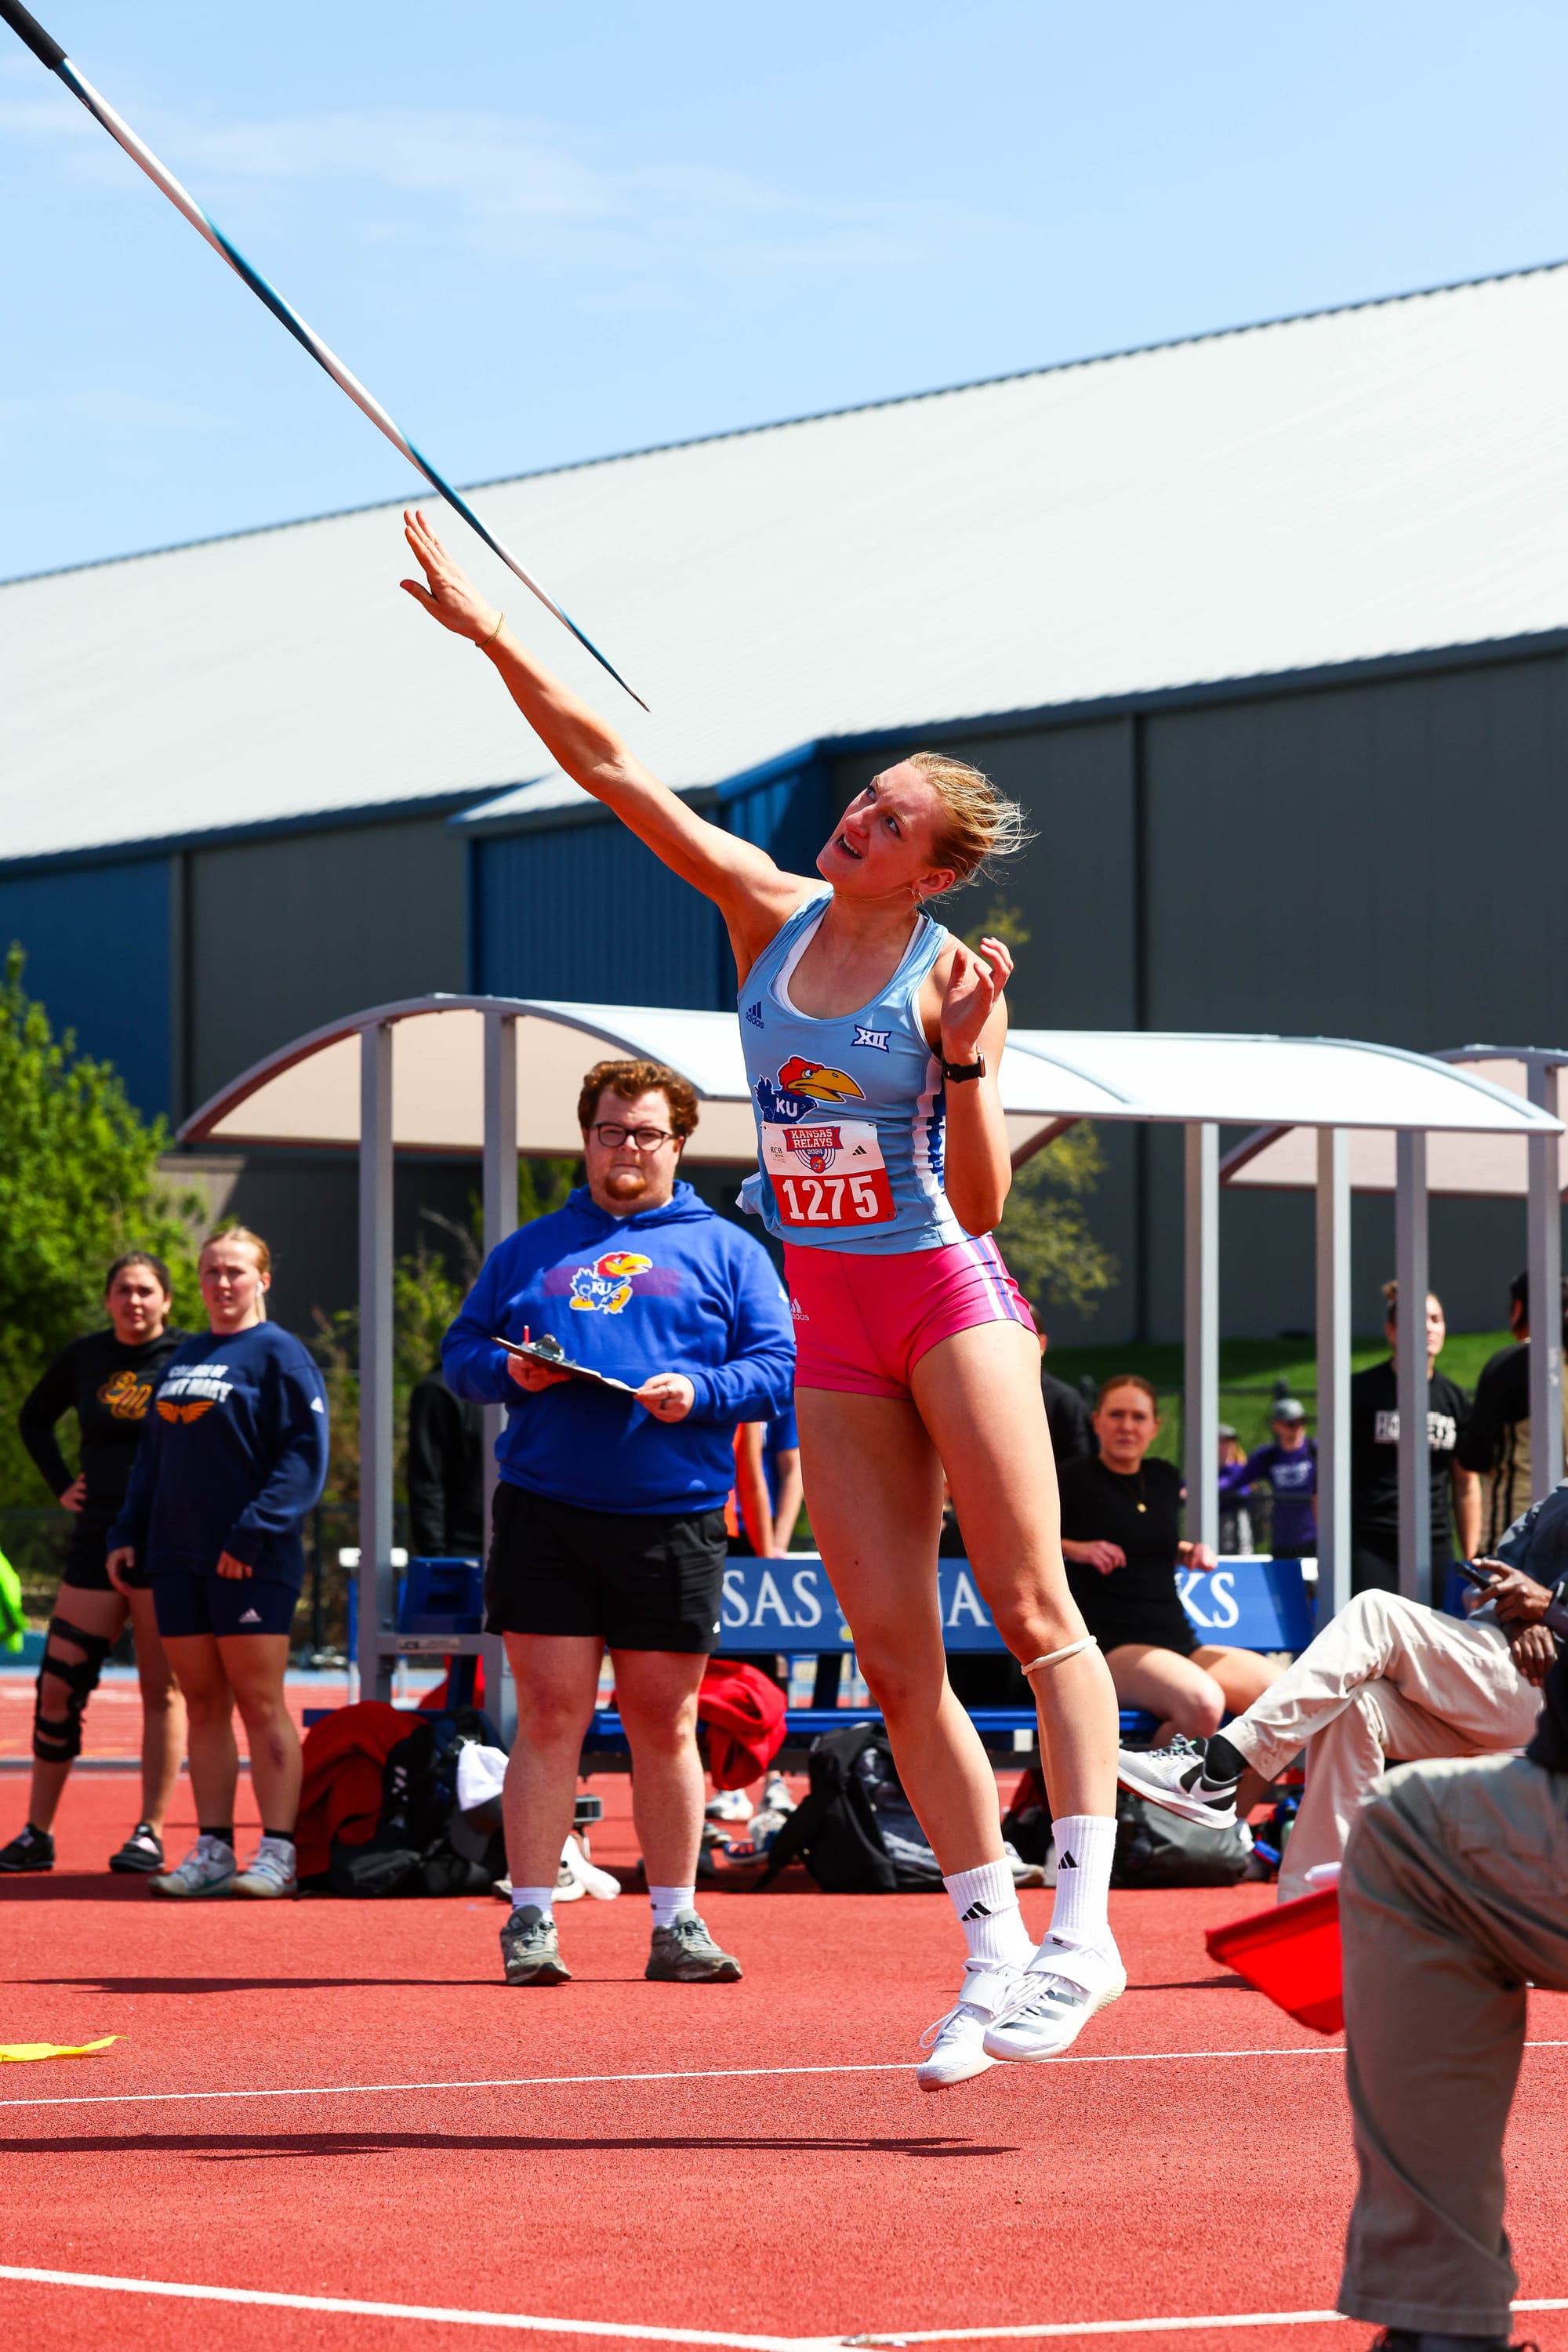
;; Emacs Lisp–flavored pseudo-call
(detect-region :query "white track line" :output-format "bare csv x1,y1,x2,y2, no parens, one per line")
0,2269,1563,2346
849,2302,1568,2343
0,2047,1347,2113
0,2267,822,2347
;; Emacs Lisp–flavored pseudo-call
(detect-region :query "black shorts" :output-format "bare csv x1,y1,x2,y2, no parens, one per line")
485,1483,728,1653
59,1525,147,1595
151,1572,302,1639
1083,1602,1199,1660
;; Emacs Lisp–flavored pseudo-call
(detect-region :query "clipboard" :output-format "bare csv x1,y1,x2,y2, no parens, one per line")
495,1334,641,1397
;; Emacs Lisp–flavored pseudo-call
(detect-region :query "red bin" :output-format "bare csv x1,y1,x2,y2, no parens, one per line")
1205,1887,1343,2034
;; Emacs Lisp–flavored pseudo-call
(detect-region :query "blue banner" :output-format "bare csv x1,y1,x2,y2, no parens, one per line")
720,1553,1311,1653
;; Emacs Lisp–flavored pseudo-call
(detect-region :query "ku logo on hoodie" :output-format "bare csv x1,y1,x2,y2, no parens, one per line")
568,1251,654,1315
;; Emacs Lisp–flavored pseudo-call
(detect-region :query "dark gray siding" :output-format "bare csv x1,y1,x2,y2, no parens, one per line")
475,819,728,1008
833,719,1138,1027
1142,653,1568,1044
0,855,170,1117
186,814,467,1106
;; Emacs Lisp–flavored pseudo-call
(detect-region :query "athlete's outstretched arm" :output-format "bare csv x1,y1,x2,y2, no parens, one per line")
401,511,810,971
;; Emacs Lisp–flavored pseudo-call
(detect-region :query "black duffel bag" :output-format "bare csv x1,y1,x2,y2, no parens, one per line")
1111,1785,1253,1888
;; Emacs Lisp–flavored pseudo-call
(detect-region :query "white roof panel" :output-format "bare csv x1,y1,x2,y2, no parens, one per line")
6,264,1568,864
183,1001,1556,1165
1223,1049,1568,1195
1009,1032,1558,1134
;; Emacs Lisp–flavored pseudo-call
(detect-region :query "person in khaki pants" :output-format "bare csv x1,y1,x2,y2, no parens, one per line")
1119,1476,1568,1899
1336,1657,1567,2351
1118,1590,1543,1900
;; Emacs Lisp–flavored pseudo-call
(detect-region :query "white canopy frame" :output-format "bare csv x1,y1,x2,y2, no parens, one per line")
1222,1046,1568,1599
182,1003,1561,1698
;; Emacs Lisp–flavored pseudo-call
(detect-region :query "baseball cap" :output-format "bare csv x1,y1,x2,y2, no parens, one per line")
1271,1397,1307,1424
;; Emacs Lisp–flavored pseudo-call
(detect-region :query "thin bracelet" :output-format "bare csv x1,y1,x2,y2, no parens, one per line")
476,610,506,652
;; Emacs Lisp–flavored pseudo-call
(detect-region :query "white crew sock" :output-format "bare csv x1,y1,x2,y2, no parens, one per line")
649,1883,696,1929
1046,1814,1117,1949
942,1859,1033,1967
510,1884,557,1921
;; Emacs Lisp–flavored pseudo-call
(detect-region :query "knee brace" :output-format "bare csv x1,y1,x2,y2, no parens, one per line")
33,1617,113,1764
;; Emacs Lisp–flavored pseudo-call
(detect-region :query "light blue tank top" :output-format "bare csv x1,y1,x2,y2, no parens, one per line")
737,888,965,1255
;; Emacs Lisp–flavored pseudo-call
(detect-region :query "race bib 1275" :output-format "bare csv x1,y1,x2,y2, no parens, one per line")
761,1118,895,1226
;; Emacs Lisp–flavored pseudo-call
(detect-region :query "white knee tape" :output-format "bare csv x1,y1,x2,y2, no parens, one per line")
1022,1635,1098,1675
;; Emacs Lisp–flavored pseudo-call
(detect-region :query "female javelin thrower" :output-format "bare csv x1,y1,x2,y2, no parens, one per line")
401,512,1123,2085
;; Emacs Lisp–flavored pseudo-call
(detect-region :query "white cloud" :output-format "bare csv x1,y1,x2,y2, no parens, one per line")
2,90,1014,283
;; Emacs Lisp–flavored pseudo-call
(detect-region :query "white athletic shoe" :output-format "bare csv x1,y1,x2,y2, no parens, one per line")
916,1959,1029,2092
981,1941,1127,2064
230,1835,299,1899
147,1834,237,1899
1116,1736,1239,1826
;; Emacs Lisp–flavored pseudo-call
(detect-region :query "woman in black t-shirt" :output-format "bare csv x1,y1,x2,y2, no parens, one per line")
1057,1376,1280,1742
1,1254,187,1879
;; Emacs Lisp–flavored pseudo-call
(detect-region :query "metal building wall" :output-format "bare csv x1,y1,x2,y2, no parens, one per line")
0,855,170,1118
183,813,468,1110
473,816,731,1007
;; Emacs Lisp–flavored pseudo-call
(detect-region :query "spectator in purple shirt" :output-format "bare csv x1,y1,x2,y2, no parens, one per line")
1221,1398,1318,1559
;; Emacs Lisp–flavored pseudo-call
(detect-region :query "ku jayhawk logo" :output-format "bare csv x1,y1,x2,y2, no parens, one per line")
568,1250,654,1315
754,1055,866,1126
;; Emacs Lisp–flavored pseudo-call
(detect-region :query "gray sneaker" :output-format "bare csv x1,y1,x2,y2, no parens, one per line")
500,1904,571,1986
147,1835,237,1898
646,1911,742,1983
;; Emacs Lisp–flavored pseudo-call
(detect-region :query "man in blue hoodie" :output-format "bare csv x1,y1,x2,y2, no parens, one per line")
444,1057,795,1991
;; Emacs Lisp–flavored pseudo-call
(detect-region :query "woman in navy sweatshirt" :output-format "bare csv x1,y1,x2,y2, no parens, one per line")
108,1225,328,1900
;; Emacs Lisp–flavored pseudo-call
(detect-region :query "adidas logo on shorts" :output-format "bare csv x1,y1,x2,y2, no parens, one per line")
790,1297,808,1323
238,1608,262,1624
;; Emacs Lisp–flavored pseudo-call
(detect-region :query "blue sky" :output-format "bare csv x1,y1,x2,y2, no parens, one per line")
2,2,1563,579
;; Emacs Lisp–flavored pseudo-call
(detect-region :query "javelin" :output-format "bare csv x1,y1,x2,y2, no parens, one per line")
0,0,647,708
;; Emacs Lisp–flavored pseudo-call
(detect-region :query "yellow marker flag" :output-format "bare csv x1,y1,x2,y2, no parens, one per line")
0,2034,118,2062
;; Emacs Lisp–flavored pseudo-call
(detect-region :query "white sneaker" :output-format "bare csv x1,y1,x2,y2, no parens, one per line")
916,1959,1029,2092
982,1941,1126,2063
1116,1736,1239,1826
705,1789,753,1824
148,1834,237,1899
230,1835,298,1899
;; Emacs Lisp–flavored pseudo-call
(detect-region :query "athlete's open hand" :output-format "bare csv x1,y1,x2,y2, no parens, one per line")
940,936,1012,1065
637,1374,695,1425
400,509,503,644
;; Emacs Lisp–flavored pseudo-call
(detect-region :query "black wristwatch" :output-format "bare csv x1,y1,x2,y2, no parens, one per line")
941,1053,985,1083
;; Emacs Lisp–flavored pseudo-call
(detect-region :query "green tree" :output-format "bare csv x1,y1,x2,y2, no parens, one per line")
0,946,203,1508
961,907,1120,1321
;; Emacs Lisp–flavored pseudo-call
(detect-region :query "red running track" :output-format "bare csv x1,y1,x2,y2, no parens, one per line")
2,1773,1564,2352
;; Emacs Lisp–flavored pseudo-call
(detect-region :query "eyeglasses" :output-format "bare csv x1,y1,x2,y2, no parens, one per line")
588,1123,678,1151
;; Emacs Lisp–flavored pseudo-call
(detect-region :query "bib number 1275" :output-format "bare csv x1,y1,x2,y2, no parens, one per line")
762,1120,895,1225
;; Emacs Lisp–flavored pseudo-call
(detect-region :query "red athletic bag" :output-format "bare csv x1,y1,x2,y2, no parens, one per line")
698,1660,787,1790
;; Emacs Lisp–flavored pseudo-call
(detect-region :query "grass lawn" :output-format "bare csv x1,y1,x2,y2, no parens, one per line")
1046,1327,1512,1460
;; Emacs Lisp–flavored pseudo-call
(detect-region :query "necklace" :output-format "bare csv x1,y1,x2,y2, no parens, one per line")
1111,1464,1148,1512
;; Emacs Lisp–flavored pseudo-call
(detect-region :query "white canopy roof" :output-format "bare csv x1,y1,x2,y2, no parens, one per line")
180,1000,1559,1163
1222,1048,1567,1197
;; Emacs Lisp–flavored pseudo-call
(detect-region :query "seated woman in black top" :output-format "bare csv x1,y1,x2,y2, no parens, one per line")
2,1252,187,1878
1057,1376,1280,1742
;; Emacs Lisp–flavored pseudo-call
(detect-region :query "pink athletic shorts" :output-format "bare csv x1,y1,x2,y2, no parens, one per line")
783,1236,1036,1399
